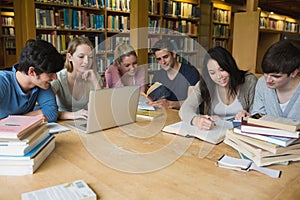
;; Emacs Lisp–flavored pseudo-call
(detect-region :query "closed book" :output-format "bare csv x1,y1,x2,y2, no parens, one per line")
248,115,300,132
228,129,299,154
233,127,297,147
241,120,299,138
0,134,54,161
0,135,55,176
0,115,44,140
0,126,49,156
22,180,96,200
136,109,163,120
224,136,300,166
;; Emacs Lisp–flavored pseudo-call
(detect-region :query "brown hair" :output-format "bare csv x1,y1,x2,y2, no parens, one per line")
65,36,94,72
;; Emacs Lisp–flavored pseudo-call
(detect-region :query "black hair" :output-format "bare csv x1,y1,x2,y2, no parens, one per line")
199,46,247,114
17,39,65,75
262,39,300,75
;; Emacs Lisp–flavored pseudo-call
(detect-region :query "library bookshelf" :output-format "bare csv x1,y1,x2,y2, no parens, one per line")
147,0,201,85
13,0,202,87
232,9,300,76
0,6,16,69
210,1,231,52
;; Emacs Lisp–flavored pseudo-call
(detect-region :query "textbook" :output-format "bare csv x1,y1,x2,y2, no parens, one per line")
233,127,297,148
224,134,300,166
247,115,300,132
141,82,171,101
0,126,49,156
21,180,97,200
241,119,299,138
227,130,300,154
162,121,228,144
136,109,164,120
0,135,55,176
0,115,44,140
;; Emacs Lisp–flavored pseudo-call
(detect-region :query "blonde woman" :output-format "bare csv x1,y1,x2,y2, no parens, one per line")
51,36,100,120
105,42,146,92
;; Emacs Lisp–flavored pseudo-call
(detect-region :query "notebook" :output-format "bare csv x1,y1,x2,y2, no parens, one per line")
65,85,140,133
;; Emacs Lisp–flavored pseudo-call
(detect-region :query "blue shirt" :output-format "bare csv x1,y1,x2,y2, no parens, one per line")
152,63,200,101
0,66,58,122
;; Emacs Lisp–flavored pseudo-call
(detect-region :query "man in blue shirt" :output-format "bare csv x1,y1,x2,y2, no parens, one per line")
150,39,200,109
0,39,64,122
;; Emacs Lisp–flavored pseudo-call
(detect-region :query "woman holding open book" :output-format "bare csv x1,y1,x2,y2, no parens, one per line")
252,39,300,120
105,42,146,92
51,36,101,120
179,46,257,130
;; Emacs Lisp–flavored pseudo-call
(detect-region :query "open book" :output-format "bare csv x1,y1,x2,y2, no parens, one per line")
162,121,228,144
141,82,171,101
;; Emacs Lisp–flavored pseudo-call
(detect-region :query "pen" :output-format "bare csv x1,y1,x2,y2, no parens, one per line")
208,117,216,126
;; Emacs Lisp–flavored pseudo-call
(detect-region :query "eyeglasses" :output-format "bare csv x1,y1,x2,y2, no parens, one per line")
156,53,171,62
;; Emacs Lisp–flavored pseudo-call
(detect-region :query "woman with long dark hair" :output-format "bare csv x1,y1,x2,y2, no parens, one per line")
179,46,257,130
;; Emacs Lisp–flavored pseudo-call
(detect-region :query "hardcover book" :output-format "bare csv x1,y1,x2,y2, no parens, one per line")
241,119,299,138
136,109,163,120
0,115,44,140
233,127,297,148
247,115,300,132
224,136,300,166
227,130,300,154
141,82,171,101
0,135,55,176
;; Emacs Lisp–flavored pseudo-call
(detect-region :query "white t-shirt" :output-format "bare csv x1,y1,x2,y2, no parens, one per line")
213,89,243,119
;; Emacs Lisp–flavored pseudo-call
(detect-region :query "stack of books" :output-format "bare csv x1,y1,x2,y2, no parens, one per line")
224,115,300,166
0,115,55,176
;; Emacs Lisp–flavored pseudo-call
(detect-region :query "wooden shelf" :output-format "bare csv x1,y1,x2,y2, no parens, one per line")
232,10,300,75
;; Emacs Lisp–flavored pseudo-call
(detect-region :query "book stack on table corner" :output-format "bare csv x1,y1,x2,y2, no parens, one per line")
224,115,300,167
0,115,55,176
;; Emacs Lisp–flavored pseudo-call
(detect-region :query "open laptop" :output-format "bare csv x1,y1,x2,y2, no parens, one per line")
65,85,140,133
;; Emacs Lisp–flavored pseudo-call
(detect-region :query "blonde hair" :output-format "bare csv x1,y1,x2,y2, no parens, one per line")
65,36,94,72
114,43,137,64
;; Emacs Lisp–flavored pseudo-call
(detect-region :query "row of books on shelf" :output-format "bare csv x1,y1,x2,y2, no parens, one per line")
35,8,105,30
0,115,55,176
212,38,228,49
224,115,300,167
107,15,130,32
3,39,15,49
260,17,299,32
1,16,14,26
162,19,198,36
163,0,200,19
148,0,160,15
212,8,230,24
212,24,230,38
2,27,15,36
36,0,122,10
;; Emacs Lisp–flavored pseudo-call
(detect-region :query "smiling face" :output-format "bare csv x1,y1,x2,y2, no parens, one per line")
118,54,138,76
263,72,291,89
67,44,93,75
28,67,57,90
207,59,230,88
154,48,175,71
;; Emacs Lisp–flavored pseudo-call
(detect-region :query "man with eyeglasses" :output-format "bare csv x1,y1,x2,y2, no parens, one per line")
150,39,200,109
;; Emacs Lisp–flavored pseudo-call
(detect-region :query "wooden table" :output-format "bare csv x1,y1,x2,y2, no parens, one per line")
1,109,300,200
